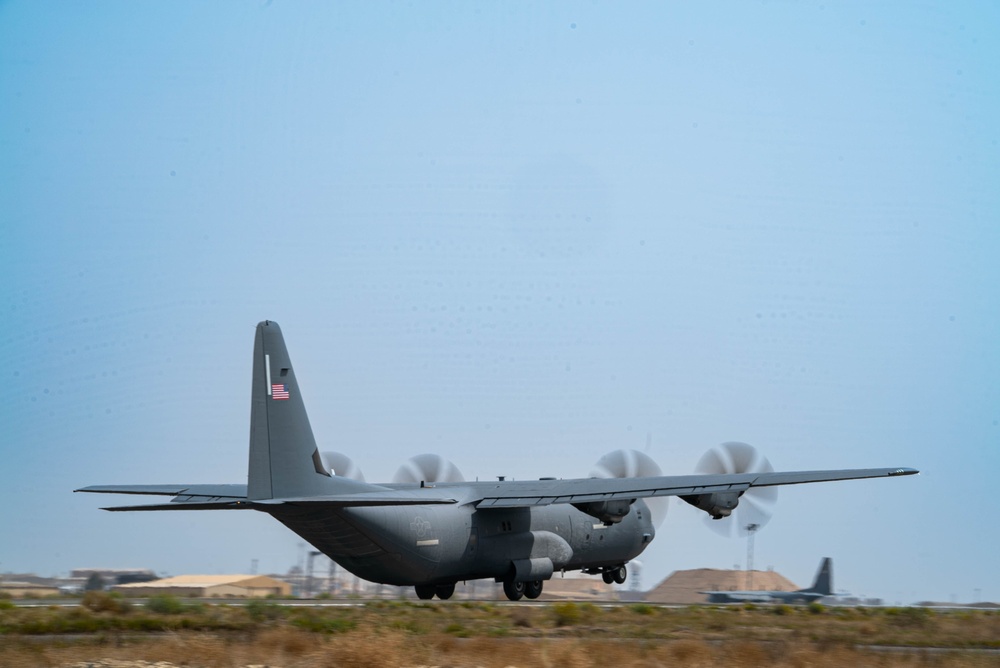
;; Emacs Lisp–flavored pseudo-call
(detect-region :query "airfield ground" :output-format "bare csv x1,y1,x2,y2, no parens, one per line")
1,595,998,667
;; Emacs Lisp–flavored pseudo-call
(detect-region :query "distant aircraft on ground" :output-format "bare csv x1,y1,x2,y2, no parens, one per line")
76,321,917,601
702,557,835,604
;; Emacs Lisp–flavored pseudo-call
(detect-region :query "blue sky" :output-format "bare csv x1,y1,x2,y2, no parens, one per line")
2,1,997,604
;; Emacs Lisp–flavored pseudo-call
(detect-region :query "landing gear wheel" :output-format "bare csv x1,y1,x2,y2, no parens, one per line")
502,579,525,601
524,580,543,599
436,583,455,600
602,570,615,584
414,585,435,600
613,565,627,585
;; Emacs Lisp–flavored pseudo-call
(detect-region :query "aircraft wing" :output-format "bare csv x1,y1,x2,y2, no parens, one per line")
75,468,916,511
473,467,917,508
253,492,458,507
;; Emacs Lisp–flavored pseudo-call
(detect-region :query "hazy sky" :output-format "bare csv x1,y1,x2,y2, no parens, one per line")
2,2,997,604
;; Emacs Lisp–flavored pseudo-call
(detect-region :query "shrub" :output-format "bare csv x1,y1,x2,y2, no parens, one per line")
81,591,130,614
122,615,171,632
807,601,825,615
444,622,469,637
772,604,793,616
630,603,655,616
246,598,285,622
884,606,931,627
552,602,582,626
145,595,185,615
511,608,533,628
289,610,355,633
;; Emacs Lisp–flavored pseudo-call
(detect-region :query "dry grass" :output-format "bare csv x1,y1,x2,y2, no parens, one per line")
0,602,997,668
4,635,1000,668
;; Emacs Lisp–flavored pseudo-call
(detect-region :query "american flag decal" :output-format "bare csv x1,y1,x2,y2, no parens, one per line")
271,383,290,400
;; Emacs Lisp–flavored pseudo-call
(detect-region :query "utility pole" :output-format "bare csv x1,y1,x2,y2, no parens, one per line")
305,551,322,598
745,523,760,591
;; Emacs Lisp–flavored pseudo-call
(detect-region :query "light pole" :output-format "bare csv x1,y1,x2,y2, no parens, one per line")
305,551,322,598
745,523,760,591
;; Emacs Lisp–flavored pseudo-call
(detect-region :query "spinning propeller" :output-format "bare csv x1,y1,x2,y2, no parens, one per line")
317,451,366,481
319,442,773,538
393,454,465,484
590,449,668,527
693,441,777,536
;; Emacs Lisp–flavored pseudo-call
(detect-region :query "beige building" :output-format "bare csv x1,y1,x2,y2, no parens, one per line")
114,574,291,598
0,581,61,598
644,568,798,605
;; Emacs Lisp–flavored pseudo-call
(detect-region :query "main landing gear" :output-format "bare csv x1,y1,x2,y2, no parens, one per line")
502,578,544,601
413,583,456,600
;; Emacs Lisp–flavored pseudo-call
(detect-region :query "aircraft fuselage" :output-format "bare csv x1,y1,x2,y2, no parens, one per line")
267,496,655,586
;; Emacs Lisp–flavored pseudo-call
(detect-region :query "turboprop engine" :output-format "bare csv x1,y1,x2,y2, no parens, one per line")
685,442,778,534
572,498,634,525
678,491,742,520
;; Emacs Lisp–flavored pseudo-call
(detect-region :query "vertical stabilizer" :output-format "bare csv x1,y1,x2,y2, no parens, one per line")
247,321,373,500
804,557,833,595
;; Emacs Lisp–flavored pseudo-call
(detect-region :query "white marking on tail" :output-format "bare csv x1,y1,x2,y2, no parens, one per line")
265,354,272,395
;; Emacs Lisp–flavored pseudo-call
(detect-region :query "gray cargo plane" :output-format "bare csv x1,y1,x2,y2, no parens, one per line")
702,557,834,604
76,321,917,601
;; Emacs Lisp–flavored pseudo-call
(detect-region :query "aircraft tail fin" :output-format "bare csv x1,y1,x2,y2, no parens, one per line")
248,321,379,501
802,557,833,596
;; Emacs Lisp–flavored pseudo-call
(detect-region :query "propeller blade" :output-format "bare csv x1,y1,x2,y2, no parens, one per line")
733,493,775,531
694,447,728,475
591,449,667,528
319,451,366,482
591,449,662,479
723,441,758,473
748,482,779,505
393,454,465,484
695,442,778,535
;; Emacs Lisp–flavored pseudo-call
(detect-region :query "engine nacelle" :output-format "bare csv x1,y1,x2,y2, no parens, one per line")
679,491,741,520
573,499,633,525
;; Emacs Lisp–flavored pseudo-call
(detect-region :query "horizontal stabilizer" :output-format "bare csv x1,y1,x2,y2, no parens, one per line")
81,485,457,511
101,500,251,512
75,484,248,498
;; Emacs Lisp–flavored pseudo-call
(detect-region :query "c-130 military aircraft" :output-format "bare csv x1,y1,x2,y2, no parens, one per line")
77,321,917,601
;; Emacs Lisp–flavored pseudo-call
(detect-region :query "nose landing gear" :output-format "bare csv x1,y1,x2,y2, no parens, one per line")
601,564,627,585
